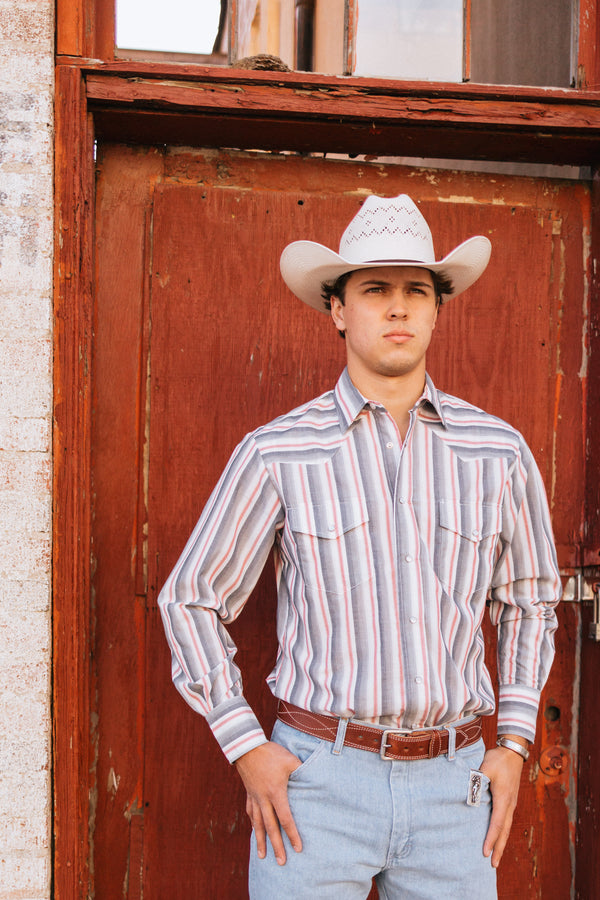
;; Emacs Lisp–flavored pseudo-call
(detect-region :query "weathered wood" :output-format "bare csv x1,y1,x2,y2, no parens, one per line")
575,166,600,900
577,0,600,89
53,63,95,900
56,0,114,59
83,70,600,125
78,67,600,165
90,145,165,897
583,168,600,566
576,604,600,899
87,148,585,897
53,19,600,896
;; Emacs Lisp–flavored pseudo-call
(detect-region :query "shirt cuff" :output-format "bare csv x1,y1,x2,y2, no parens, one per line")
497,683,541,744
206,695,268,763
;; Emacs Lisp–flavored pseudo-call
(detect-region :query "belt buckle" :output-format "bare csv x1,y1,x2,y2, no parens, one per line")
379,728,412,760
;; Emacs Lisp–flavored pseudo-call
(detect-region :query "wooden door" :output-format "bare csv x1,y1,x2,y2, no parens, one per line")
91,144,588,898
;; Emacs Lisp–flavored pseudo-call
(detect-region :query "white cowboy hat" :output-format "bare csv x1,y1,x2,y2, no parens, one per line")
280,194,491,311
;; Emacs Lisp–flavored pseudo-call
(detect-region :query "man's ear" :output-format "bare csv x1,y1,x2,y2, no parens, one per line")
330,296,345,332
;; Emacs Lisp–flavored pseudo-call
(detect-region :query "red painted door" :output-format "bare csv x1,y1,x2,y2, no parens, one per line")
91,145,589,898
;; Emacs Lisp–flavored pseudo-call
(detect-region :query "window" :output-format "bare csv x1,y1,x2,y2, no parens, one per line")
115,0,577,88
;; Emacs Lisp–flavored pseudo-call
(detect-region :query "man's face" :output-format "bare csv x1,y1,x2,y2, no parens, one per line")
330,266,439,383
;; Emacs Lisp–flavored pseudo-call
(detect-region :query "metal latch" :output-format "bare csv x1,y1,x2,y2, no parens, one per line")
561,573,600,641
591,582,600,642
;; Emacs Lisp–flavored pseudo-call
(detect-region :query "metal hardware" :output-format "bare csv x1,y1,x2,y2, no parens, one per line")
561,572,596,603
559,572,600,641
379,728,414,760
590,582,600,642
540,746,568,776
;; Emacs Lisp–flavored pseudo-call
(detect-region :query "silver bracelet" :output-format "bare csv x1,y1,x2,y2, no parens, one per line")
496,736,529,760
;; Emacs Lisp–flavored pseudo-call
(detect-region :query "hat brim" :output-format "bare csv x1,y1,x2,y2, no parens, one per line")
280,235,491,311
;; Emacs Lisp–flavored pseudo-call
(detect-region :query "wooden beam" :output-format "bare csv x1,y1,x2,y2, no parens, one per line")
53,63,96,900
577,0,600,89
583,167,600,567
76,65,600,165
83,71,600,130
56,0,115,59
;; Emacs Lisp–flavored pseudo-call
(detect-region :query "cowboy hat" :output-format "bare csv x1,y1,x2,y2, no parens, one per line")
280,194,491,311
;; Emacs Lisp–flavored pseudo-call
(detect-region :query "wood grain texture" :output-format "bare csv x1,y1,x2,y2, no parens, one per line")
53,63,95,900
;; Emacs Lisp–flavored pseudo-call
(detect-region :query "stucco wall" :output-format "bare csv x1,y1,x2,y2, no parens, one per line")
0,0,54,897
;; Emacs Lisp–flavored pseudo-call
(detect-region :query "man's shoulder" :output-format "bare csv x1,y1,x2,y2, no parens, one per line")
249,388,340,448
435,388,527,451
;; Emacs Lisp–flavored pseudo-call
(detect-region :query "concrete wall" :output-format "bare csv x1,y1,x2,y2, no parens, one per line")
0,0,54,897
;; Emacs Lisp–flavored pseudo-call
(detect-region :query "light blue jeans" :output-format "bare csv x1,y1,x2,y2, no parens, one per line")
249,719,497,899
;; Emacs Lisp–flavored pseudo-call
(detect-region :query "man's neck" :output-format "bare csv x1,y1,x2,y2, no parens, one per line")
346,363,427,440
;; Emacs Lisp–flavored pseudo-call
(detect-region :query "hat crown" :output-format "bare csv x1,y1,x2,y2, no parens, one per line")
339,194,436,265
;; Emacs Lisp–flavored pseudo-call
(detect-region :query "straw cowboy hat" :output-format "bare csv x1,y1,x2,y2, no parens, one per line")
280,194,491,311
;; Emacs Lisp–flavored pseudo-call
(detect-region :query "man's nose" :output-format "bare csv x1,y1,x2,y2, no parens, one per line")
387,289,408,317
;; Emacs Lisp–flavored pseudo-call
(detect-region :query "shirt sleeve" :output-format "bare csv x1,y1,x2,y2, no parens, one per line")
157,434,284,763
488,439,561,743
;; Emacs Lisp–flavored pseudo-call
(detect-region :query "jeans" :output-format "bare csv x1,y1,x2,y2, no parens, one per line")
249,719,497,899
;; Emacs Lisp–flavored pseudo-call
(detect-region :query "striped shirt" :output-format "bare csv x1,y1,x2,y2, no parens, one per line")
158,368,560,763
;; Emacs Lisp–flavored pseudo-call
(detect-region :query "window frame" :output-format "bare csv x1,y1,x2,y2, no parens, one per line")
62,0,600,88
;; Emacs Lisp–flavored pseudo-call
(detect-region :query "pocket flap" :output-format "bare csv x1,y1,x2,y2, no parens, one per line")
438,499,502,542
287,501,368,539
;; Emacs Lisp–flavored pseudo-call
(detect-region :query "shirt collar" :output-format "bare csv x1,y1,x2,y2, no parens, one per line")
333,367,447,431
423,373,447,428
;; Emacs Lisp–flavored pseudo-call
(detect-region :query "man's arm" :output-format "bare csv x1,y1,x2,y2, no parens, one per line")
489,442,560,744
158,434,284,761
480,734,528,867
484,441,561,865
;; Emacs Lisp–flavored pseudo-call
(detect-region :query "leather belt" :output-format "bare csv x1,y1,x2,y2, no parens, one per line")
277,700,482,761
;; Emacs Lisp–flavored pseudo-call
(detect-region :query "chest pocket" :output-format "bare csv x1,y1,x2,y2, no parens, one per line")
436,500,503,599
286,502,371,593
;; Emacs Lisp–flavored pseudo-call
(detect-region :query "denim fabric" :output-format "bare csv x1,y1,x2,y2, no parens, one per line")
249,720,497,900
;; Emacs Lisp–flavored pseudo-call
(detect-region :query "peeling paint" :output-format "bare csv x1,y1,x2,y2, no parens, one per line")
568,607,582,898
579,224,592,380
107,766,121,796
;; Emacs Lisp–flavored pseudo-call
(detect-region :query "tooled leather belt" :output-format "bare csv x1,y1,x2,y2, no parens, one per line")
277,700,482,761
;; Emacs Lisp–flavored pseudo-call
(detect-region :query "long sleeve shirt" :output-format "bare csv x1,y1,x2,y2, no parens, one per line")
158,369,561,763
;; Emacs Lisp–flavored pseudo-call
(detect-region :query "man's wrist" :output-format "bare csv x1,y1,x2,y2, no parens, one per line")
496,734,530,761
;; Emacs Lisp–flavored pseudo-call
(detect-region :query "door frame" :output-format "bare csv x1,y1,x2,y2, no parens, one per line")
54,37,600,899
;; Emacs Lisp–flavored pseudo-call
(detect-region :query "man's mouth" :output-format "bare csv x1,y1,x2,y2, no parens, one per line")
383,331,413,343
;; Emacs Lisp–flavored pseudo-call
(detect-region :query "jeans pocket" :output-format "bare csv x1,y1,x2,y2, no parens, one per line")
453,737,486,774
272,720,328,782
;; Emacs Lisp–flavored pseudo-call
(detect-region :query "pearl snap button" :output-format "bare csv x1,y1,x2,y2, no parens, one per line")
405,555,413,563
415,676,423,684
386,442,393,449
409,616,417,624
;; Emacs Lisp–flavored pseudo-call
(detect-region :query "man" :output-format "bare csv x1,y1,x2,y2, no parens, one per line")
158,194,560,899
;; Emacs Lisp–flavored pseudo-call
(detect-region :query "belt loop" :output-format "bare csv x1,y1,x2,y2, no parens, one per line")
445,723,457,761
332,717,349,755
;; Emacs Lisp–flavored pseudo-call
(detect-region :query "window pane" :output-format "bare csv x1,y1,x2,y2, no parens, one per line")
116,0,222,54
469,0,574,88
354,0,464,81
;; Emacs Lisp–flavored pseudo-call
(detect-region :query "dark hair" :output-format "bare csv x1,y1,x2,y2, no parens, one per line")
321,271,354,313
321,268,454,337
